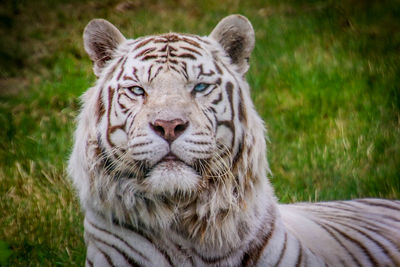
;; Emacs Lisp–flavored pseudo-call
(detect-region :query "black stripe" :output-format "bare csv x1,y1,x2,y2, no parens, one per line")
218,59,242,88
119,91,135,104
113,219,174,266
103,56,124,82
135,47,157,59
216,120,234,132
147,64,153,82
313,220,362,266
242,215,276,266
184,140,211,145
202,109,214,130
225,82,234,116
311,202,370,214
180,61,188,81
155,59,166,64
86,258,93,267
327,222,379,266
116,57,128,81
176,53,197,60
96,92,105,124
180,46,202,56
130,141,152,148
142,54,158,61
295,242,303,267
89,233,141,267
153,38,168,44
238,88,247,124
160,44,176,52
355,199,400,212
362,225,400,252
303,248,309,267
132,67,139,81
131,151,150,156
254,221,276,263
188,149,211,154
122,75,135,81
193,132,209,136
92,242,116,267
163,34,181,43
274,232,287,266
213,60,223,74
225,81,236,148
315,212,400,249
134,37,155,50
231,136,244,171
106,86,115,147
109,123,125,135
88,219,149,261
313,202,400,223
127,113,137,133
150,66,163,82
323,218,398,265
167,58,179,65
181,37,201,48
197,64,215,78
211,92,223,105
169,65,180,74
203,85,218,97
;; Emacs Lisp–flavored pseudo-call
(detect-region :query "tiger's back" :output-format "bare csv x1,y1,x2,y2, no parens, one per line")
280,199,400,266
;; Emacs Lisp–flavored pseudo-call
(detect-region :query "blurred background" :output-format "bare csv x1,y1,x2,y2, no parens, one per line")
0,0,399,265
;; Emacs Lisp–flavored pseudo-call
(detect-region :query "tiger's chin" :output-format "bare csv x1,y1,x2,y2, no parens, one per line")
143,160,202,195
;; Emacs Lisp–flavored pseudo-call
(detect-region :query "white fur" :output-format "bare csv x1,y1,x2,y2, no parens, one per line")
69,15,400,267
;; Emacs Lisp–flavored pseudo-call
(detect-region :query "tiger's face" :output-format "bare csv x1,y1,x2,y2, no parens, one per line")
87,18,256,197
98,35,227,196
70,16,269,231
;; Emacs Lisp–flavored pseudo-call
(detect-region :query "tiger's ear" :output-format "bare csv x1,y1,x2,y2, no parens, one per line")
210,15,255,74
83,19,126,76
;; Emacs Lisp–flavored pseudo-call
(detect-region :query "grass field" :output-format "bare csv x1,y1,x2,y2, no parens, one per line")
0,0,399,265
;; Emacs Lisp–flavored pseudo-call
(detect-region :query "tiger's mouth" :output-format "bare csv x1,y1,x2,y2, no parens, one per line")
159,152,181,163
152,152,203,177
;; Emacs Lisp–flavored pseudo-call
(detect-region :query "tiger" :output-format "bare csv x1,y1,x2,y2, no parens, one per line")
68,14,400,266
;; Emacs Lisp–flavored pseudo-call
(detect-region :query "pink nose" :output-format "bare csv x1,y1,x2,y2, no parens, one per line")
150,119,188,143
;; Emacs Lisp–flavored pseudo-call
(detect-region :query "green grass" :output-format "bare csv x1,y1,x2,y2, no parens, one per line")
1,0,399,265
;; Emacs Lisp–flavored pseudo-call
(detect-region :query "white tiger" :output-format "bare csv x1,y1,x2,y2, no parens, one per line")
68,14,400,266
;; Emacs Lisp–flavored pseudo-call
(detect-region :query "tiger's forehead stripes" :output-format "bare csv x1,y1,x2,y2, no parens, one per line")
116,56,128,81
112,34,220,85
134,47,157,59
129,34,206,60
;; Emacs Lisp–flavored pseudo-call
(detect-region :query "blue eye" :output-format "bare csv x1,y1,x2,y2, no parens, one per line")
128,86,145,96
193,83,210,93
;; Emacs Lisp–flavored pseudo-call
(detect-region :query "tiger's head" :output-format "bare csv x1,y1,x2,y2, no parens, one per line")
69,15,273,241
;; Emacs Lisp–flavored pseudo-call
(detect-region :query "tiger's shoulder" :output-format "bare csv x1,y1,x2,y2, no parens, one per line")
279,198,400,266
